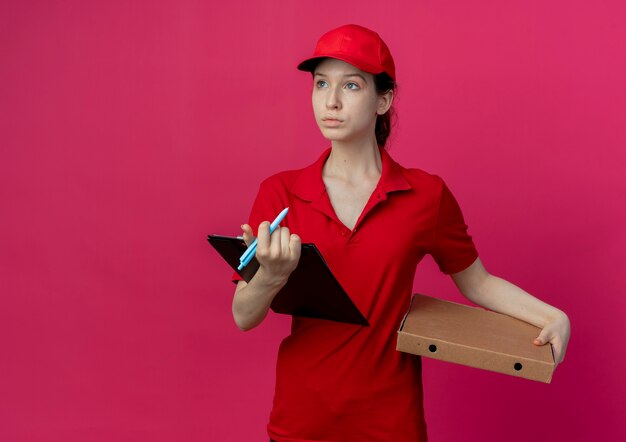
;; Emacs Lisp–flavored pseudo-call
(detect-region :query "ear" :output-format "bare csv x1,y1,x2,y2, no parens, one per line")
376,89,394,115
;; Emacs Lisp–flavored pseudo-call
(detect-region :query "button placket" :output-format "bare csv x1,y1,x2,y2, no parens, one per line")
340,227,352,244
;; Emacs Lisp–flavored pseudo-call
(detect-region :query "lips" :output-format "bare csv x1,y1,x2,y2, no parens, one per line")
322,117,343,127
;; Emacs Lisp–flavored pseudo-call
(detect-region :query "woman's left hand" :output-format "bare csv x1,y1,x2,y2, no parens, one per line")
534,312,571,365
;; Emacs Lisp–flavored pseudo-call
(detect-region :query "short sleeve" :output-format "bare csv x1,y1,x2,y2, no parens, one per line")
231,177,287,283
429,181,479,274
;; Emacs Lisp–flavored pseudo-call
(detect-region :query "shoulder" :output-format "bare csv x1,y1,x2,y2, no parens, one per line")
259,168,305,191
254,148,329,202
397,164,447,197
260,150,325,190
255,165,315,202
397,166,468,224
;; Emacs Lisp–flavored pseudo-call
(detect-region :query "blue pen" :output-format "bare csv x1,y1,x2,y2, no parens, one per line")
238,207,289,271
239,207,289,263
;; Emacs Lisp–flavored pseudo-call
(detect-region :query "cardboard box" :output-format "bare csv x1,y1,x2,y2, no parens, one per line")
397,294,555,383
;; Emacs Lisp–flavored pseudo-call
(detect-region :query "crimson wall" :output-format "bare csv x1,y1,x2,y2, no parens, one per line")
2,1,625,440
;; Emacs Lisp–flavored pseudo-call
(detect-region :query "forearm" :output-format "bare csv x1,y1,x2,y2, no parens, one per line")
466,274,566,329
232,267,288,331
231,223,301,331
453,259,570,363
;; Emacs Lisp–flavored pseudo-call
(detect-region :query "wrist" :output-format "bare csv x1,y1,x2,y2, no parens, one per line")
255,266,289,290
544,308,568,327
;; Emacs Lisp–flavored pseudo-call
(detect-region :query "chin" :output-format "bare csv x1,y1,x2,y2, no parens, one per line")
318,129,345,142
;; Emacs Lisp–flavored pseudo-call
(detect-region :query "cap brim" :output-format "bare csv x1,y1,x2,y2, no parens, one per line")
297,54,386,77
297,57,325,73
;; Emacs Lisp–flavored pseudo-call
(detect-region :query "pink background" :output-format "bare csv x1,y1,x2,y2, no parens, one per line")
2,1,625,440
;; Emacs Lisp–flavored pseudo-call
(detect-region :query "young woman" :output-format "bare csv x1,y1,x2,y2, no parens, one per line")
232,24,570,442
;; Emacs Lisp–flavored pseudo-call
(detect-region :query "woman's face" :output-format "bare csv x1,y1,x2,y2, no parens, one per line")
312,58,392,145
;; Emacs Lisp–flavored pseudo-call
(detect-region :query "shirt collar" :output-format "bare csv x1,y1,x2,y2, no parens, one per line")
291,146,411,202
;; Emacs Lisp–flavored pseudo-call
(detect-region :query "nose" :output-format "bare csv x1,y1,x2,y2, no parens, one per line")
325,85,341,110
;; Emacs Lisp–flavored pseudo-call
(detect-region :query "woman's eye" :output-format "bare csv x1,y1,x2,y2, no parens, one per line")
346,82,360,90
316,80,328,88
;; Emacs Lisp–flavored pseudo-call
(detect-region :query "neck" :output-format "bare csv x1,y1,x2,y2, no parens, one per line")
324,138,382,182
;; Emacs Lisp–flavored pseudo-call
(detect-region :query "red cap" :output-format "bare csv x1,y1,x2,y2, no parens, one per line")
297,24,396,81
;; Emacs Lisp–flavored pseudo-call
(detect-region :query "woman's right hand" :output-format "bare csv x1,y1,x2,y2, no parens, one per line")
233,222,301,331
241,221,301,285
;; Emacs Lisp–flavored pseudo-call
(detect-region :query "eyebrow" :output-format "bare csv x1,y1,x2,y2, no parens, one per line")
314,72,368,82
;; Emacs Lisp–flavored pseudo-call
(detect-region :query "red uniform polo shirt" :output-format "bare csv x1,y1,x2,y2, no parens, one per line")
233,147,478,442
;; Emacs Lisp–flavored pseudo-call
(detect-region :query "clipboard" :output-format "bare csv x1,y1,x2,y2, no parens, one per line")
208,234,368,326
397,294,555,383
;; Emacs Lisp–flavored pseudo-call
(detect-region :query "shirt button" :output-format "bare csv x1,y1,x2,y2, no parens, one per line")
341,231,346,236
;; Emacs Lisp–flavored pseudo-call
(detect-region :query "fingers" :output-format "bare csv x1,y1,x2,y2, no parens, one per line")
289,233,302,260
533,314,570,367
256,221,271,256
255,222,285,260
269,224,282,257
277,227,301,259
552,340,566,365
534,327,551,346
280,227,291,256
250,222,301,270
533,338,544,346
534,330,565,365
241,224,254,246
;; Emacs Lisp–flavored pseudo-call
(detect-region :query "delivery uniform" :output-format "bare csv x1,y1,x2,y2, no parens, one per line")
234,146,478,442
